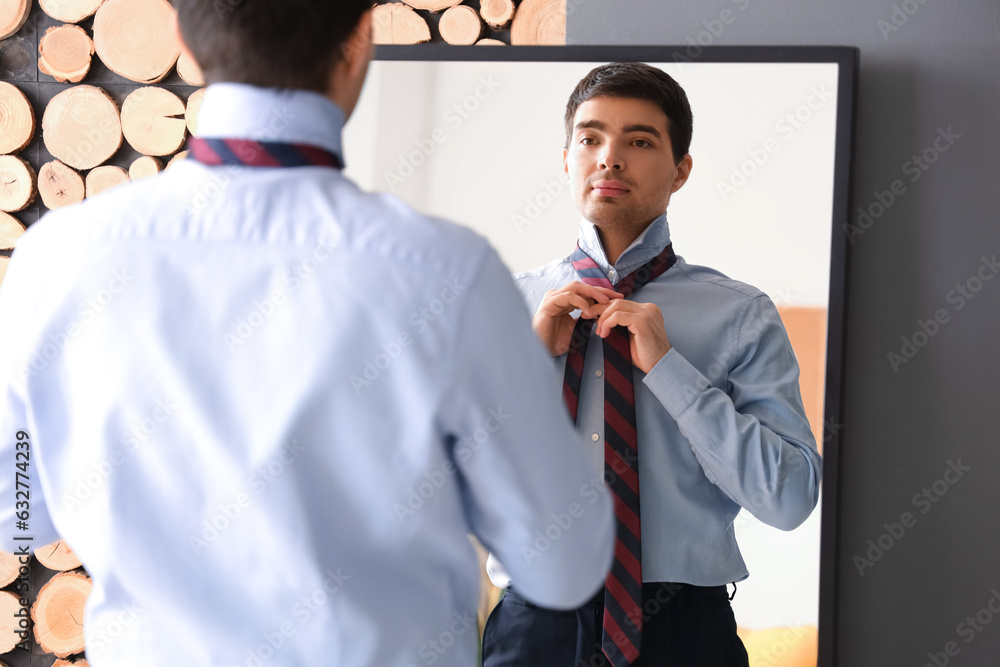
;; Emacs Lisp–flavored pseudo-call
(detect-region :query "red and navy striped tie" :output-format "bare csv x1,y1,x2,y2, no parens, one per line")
187,137,343,170
563,242,677,667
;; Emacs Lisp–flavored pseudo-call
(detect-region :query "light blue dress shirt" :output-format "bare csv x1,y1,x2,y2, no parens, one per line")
0,84,614,667
492,214,821,588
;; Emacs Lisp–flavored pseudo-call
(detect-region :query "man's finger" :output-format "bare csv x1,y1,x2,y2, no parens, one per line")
565,281,623,303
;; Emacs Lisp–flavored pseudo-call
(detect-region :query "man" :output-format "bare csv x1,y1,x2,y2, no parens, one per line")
482,63,822,666
0,3,615,666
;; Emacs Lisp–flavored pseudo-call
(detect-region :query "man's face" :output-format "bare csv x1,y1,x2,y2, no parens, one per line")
564,96,692,230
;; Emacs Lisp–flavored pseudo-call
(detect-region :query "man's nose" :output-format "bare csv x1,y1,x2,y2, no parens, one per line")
598,144,623,170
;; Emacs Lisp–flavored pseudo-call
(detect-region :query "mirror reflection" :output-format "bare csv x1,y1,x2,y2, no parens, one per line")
345,55,839,663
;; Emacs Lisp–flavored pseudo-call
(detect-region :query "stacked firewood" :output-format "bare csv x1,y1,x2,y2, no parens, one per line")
373,0,566,45
0,540,91,663
0,0,207,288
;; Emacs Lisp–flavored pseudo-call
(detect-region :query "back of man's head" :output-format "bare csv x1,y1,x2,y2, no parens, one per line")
172,0,372,93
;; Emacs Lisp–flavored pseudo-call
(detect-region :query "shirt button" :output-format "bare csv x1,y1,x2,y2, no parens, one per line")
608,269,616,279
595,369,603,378
591,433,600,442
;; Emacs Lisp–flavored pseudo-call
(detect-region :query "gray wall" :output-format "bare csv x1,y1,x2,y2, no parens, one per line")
569,1,1000,665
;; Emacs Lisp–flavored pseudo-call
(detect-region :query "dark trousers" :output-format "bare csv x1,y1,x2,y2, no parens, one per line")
481,582,750,667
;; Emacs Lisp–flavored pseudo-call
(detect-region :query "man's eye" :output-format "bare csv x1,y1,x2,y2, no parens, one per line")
580,137,596,145
634,139,651,148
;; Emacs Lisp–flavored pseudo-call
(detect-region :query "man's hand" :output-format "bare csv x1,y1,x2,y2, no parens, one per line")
533,282,623,357
594,300,671,374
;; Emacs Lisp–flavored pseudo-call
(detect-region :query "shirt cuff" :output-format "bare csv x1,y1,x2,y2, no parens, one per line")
642,348,712,418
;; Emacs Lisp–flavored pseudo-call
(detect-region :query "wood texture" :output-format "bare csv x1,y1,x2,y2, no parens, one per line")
129,155,162,180
40,0,106,23
439,5,482,45
479,0,516,29
176,49,205,86
38,160,85,210
166,150,188,168
0,212,27,251
0,257,8,289
38,24,96,83
373,3,431,45
0,590,23,653
511,0,566,45
121,86,186,156
0,550,22,587
0,155,37,213
400,0,462,11
35,540,84,572
42,85,123,170
185,88,206,136
85,165,129,198
0,81,35,155
93,0,181,83
32,571,92,657
53,660,91,667
0,0,31,41
476,38,506,45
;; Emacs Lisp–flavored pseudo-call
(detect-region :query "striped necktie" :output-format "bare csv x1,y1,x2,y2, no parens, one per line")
187,137,343,169
563,242,677,667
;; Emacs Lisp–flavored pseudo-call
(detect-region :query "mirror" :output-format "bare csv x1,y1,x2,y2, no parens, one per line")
344,45,855,666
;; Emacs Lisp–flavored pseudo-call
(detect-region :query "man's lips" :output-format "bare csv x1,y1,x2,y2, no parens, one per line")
590,181,630,197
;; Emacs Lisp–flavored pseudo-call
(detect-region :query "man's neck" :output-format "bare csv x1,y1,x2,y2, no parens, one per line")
594,221,649,265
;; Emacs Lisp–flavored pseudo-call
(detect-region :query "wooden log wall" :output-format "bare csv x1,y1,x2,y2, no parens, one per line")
0,0,205,658
0,540,89,666
0,0,203,290
372,0,566,46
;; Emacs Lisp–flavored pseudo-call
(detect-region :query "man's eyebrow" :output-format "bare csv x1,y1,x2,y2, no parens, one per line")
622,123,662,138
573,120,662,138
575,120,606,132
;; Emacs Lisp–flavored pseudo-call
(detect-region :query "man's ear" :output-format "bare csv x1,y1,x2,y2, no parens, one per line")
173,12,195,74
563,148,569,177
670,154,693,194
342,9,374,78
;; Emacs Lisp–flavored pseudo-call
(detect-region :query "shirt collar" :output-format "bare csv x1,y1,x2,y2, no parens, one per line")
195,83,346,162
577,213,673,283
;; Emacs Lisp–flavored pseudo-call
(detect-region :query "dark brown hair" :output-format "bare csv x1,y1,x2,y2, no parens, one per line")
565,63,693,164
172,0,372,92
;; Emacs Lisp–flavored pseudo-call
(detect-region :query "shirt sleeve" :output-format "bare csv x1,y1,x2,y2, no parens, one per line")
436,245,614,610
0,250,61,553
642,294,822,531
